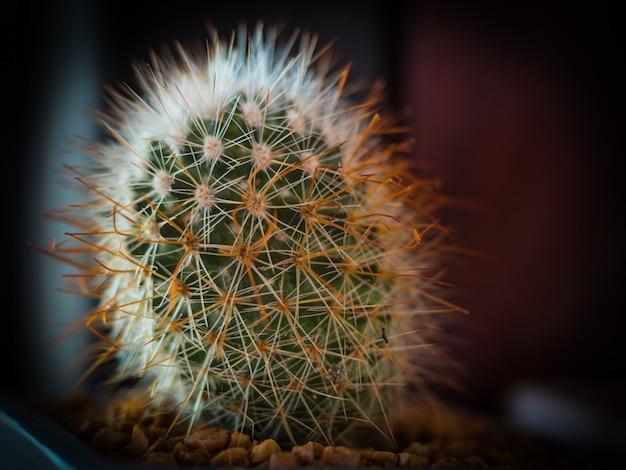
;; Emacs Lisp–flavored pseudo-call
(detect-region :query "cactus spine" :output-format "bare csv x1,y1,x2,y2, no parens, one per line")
45,25,461,446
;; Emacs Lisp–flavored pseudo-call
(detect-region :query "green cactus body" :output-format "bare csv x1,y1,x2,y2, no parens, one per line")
46,25,460,446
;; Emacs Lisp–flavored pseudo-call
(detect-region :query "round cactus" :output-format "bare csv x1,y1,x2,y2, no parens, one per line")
45,24,463,446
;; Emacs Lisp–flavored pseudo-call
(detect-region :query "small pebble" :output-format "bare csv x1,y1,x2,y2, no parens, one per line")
250,438,282,465
126,424,149,455
228,431,252,449
404,442,431,457
211,447,251,467
173,441,212,466
397,452,430,467
91,426,131,451
268,450,298,468
159,434,182,452
292,441,324,465
146,423,167,442
183,426,231,452
365,450,399,467
321,445,363,467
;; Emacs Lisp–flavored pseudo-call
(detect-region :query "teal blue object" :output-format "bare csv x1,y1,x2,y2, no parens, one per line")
0,398,127,470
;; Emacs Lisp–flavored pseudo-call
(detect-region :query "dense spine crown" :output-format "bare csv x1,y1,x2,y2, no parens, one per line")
48,25,459,446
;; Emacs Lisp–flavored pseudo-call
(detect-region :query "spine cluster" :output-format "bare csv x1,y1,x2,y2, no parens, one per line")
45,25,460,446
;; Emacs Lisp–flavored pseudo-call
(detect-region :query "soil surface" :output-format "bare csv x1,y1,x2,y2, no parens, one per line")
45,395,596,469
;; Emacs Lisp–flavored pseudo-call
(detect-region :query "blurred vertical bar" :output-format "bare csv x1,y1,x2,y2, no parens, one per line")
17,0,100,400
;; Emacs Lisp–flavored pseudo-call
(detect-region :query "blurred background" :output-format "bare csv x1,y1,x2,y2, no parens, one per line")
8,0,623,463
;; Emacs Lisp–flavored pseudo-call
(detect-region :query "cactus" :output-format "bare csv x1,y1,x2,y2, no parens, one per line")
43,24,463,447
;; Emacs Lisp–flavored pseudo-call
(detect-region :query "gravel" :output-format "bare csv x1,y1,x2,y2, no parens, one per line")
44,395,595,468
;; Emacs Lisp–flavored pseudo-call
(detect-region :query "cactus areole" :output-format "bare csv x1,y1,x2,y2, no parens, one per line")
46,24,461,446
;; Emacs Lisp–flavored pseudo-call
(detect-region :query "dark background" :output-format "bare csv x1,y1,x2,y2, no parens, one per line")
7,0,624,458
